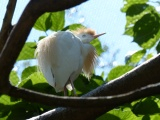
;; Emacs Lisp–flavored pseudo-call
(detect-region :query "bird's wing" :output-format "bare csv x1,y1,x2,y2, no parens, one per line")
41,31,83,92
36,33,57,88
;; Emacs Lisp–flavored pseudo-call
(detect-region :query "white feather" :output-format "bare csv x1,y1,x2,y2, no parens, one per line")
35,29,104,94
36,31,84,92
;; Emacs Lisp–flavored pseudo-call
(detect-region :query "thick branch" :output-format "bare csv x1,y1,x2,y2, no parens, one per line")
0,0,17,52
8,81,160,108
27,54,160,119
28,83,160,120
0,0,88,93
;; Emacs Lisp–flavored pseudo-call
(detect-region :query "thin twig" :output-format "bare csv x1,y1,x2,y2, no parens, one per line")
0,0,17,53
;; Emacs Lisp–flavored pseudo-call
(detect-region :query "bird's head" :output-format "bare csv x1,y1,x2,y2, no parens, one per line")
73,28,105,43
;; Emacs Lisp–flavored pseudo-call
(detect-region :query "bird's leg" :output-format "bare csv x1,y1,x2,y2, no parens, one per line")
63,85,68,96
69,79,77,96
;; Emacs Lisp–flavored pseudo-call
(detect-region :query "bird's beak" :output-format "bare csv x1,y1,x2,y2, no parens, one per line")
93,33,106,38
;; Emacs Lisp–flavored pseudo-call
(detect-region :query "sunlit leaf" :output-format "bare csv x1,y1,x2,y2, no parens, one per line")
98,108,140,120
0,95,13,105
9,71,19,86
62,24,85,31
19,72,58,95
17,42,36,61
39,36,46,41
34,13,52,31
49,11,65,31
109,109,140,120
108,65,133,81
34,11,65,31
91,39,104,56
21,66,37,80
126,49,146,64
146,53,153,60
150,114,160,120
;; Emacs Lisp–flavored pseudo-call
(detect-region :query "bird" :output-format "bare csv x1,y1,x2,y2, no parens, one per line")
35,27,105,96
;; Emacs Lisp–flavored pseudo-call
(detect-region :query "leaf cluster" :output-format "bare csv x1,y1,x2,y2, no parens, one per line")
99,0,160,119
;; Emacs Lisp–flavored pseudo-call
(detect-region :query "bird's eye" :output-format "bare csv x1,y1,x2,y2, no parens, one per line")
82,34,86,37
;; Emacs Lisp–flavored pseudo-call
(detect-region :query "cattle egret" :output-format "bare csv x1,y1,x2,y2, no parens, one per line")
35,28,105,96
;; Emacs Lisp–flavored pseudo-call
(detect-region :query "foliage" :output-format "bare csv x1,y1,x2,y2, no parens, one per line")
17,42,36,61
1,0,160,119
99,0,160,119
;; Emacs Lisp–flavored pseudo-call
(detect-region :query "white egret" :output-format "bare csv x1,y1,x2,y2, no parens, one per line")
35,28,105,96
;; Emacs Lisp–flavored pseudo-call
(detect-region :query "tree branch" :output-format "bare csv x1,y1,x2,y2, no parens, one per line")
26,54,160,119
28,83,160,120
7,79,160,108
0,0,17,53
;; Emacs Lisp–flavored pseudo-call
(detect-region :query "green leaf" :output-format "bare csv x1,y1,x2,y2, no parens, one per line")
0,95,13,105
39,36,46,41
108,65,134,81
74,74,104,96
98,109,139,120
19,72,46,87
108,109,139,120
132,97,160,115
0,95,19,119
126,4,149,16
6,102,40,120
0,94,52,119
9,71,19,86
121,0,148,12
19,72,58,95
127,49,146,64
0,103,10,119
122,2,160,49
21,66,37,80
17,42,36,61
34,13,52,31
34,11,65,31
156,41,160,53
146,53,153,60
62,24,85,31
49,11,65,31
133,12,160,49
150,114,160,120
90,39,104,56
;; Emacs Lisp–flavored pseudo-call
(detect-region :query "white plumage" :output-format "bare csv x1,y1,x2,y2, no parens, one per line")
35,28,105,95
